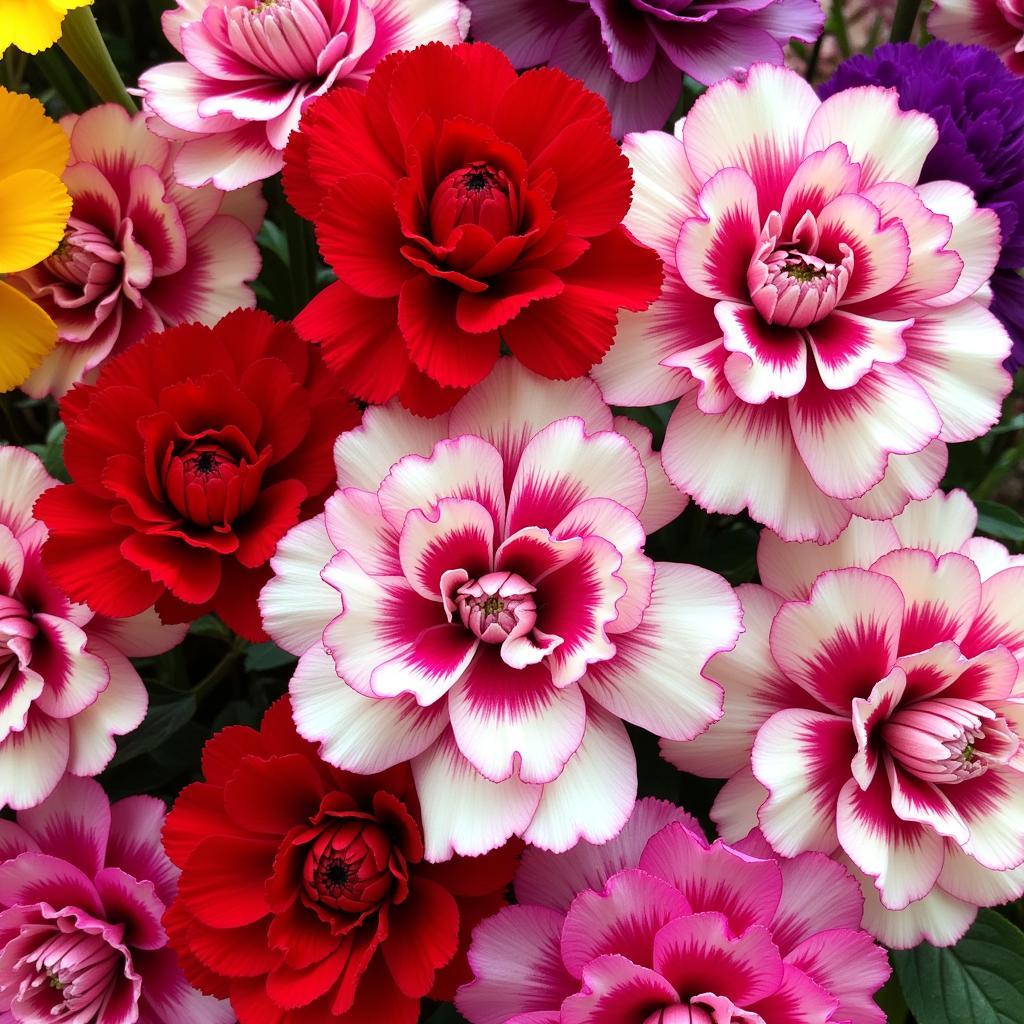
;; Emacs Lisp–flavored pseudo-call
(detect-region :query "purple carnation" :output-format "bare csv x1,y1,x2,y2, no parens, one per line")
465,0,824,137
821,41,1024,368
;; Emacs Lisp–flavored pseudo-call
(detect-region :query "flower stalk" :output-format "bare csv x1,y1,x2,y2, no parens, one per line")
58,7,136,112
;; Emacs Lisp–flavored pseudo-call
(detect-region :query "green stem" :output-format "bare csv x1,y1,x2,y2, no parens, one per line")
973,433,1024,501
804,31,825,82
58,7,136,112
890,0,924,42
831,0,852,58
33,47,91,113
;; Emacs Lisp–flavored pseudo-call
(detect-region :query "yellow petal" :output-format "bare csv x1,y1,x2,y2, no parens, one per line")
0,0,70,54
0,168,72,273
0,281,58,392
0,87,70,180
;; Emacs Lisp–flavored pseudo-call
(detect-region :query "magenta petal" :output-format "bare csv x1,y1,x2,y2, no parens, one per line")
0,852,103,917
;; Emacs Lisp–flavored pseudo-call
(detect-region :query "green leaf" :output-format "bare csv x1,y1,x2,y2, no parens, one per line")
108,695,197,767
892,909,1024,1024
975,501,1024,546
244,641,297,672
423,1005,469,1024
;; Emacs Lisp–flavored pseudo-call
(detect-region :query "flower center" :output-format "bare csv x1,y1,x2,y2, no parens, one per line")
163,436,265,528
302,820,396,914
456,571,538,643
0,594,36,674
430,162,518,243
748,246,853,328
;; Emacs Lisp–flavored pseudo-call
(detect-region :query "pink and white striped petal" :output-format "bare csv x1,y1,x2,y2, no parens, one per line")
962,566,1024,659
937,843,1024,909
507,418,648,536
447,649,587,784
887,759,969,846
17,774,111,876
711,766,770,844
752,709,856,856
324,489,401,577
943,767,1024,871
560,954,677,1024
804,86,939,190
841,441,948,522
30,615,110,720
768,568,903,713
0,446,57,536
0,714,70,811
779,141,862,230
718,301,807,403
806,311,909,391
581,562,739,742
788,364,942,501
412,728,543,861
520,703,638,853
612,417,688,534
289,644,449,774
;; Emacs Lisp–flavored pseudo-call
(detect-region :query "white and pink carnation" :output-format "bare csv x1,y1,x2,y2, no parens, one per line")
139,0,469,190
260,359,741,860
457,797,891,1024
0,774,229,1024
930,0,1024,75
594,62,1013,543
0,447,186,811
665,488,1024,948
9,104,264,398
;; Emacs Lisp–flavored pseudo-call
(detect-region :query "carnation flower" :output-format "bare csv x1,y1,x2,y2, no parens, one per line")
261,359,741,860
163,697,519,1024
821,41,1024,368
930,0,1024,75
466,0,824,137
0,774,229,1024
139,0,468,190
9,104,264,398
457,797,891,1024
665,489,1024,948
0,447,185,811
284,42,663,415
35,309,360,641
595,63,1013,544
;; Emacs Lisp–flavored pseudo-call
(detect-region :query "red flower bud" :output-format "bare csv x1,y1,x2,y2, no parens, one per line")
429,162,518,243
302,819,398,915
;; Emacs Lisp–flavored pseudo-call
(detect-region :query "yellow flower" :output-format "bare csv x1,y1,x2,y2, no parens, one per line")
0,87,72,391
0,0,93,55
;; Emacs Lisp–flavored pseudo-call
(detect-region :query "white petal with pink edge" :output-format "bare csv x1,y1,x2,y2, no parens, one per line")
581,561,739,742
664,390,853,543
943,767,1024,871
664,584,800,778
718,301,807,403
0,446,55,537
412,728,543,861
457,905,575,1024
962,566,1024,659
334,400,448,491
768,567,903,713
937,843,1024,908
611,417,688,534
807,311,909,391
804,86,938,189
31,615,110,721
521,703,638,853
841,441,948,521
289,643,448,774
711,766,770,843
752,708,855,855
86,608,188,659
0,713,70,810
324,489,400,577
514,796,701,911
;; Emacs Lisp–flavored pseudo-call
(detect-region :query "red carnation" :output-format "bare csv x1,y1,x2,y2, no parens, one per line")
162,698,520,1024
35,309,360,640
284,41,663,415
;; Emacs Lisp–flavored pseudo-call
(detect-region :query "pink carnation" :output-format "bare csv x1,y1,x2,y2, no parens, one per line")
0,774,229,1024
0,447,185,811
594,63,1013,543
930,0,1024,75
139,0,469,190
665,488,1024,948
9,105,264,398
261,359,741,860
457,797,891,1024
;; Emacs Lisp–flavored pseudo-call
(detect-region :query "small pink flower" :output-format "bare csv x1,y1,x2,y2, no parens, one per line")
666,488,1024,948
261,359,742,860
0,447,186,811
9,105,264,398
457,798,891,1024
930,0,1024,75
140,0,469,190
0,774,229,1024
595,63,1013,544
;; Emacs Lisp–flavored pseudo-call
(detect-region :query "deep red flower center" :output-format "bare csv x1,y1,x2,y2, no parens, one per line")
430,162,517,242
302,819,397,914
163,438,265,528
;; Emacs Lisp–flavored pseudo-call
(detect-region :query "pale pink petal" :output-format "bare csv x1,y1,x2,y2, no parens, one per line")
937,843,1024,908
804,86,939,189
0,714,70,810
788,365,942,501
779,141,862,227
560,868,691,976
17,774,110,876
581,562,739,742
943,767,1024,871
448,651,587,785
757,518,899,601
611,417,688,534
507,418,647,535
323,489,400,577
457,905,575,1024
334,400,448,491
639,823,784,936
365,0,466,58
412,728,543,861
900,303,1013,444
752,709,855,855
718,301,808,403
260,514,342,657
962,566,1024,659
768,567,903,713
0,447,55,538
289,643,448,773
172,122,284,191
140,62,241,134
889,485,977,557
711,766,769,843
87,609,188,659
664,390,854,544
960,538,1024,582
841,441,948,521
520,703,637,853
561,954,677,1024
